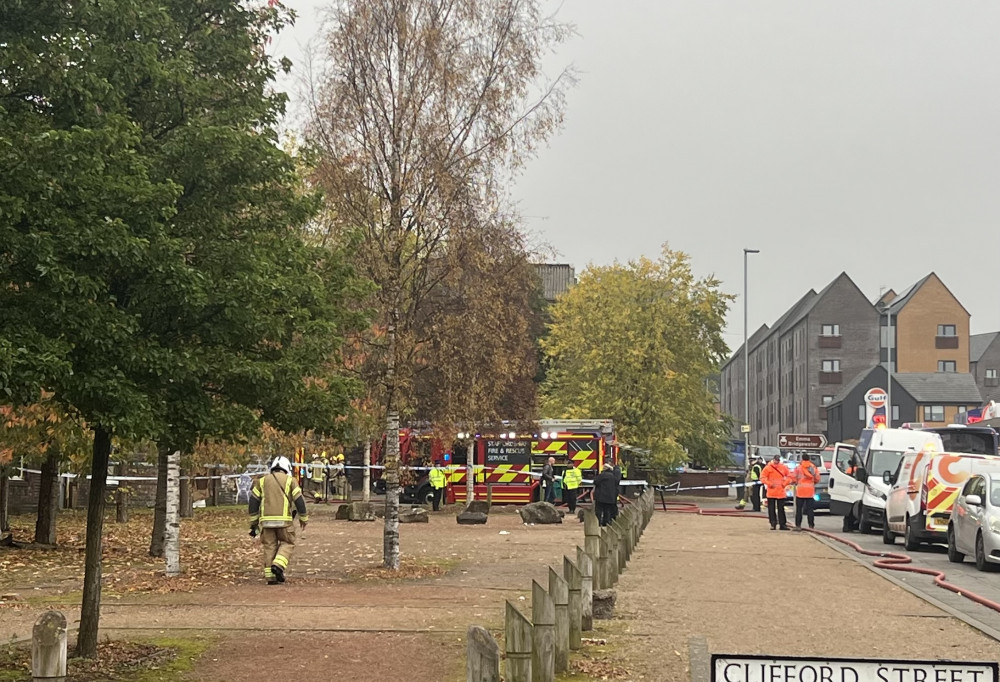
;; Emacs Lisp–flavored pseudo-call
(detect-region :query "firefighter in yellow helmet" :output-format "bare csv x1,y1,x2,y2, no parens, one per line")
330,453,346,500
248,456,308,585
428,460,448,511
309,453,326,501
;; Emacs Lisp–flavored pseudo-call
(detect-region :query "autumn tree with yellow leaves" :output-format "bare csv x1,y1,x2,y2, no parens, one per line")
541,246,733,473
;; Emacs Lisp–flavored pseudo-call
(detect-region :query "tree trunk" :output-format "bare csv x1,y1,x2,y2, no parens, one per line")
165,451,181,577
149,444,169,558
0,465,10,534
179,472,192,518
77,425,112,658
114,462,128,524
466,440,475,503
383,304,400,570
35,448,59,545
362,441,371,503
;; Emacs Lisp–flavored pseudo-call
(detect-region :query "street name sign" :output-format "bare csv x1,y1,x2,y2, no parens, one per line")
777,433,828,450
712,654,997,682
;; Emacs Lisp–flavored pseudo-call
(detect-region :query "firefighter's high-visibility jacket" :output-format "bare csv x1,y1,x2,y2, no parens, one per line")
760,461,791,500
310,458,326,483
249,472,308,528
429,467,447,489
563,467,582,490
794,461,821,499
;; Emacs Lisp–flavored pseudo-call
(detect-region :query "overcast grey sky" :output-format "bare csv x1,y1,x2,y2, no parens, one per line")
273,1,1000,351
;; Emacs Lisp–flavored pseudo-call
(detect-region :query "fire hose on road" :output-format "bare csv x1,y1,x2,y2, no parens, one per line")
654,497,1000,616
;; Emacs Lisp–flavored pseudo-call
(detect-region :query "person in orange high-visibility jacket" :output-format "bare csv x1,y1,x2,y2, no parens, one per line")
760,454,792,531
793,454,821,530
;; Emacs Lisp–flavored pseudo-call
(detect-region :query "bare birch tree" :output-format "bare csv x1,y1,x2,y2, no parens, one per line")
309,0,572,568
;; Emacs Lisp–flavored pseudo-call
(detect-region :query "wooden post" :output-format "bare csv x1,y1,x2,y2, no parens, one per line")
505,601,532,682
530,581,554,682
583,510,601,588
179,471,193,519
548,568,569,673
32,610,67,682
165,451,181,577
114,462,128,523
563,557,583,650
208,466,218,507
576,547,594,631
466,625,500,682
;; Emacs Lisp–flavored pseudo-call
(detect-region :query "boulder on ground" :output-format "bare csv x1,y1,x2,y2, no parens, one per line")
399,507,429,523
335,504,350,520
456,511,488,525
517,501,563,525
593,589,617,620
349,501,376,522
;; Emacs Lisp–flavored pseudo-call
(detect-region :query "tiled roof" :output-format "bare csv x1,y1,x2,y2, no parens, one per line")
893,373,983,404
970,333,999,363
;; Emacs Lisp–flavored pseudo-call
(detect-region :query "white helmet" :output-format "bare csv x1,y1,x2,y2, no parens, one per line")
271,456,292,473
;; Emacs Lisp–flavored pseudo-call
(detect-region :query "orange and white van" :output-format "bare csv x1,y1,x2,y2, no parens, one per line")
883,448,1000,550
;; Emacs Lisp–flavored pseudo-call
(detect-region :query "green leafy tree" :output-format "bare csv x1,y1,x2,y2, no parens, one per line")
541,246,733,473
1,0,361,657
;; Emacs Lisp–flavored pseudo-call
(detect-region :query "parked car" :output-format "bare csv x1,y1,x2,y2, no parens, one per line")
947,473,1000,571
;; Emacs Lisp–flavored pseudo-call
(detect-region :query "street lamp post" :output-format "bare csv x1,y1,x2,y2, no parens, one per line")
743,248,759,505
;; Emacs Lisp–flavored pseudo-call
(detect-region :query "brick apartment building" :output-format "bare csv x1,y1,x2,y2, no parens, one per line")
720,271,985,447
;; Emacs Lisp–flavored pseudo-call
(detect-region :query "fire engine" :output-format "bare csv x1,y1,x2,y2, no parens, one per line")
449,419,618,505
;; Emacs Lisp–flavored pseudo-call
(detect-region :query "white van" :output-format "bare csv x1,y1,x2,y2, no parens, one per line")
828,428,944,533
883,450,1000,550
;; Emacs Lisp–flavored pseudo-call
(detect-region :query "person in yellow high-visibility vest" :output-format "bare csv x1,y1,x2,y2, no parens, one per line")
561,465,582,513
428,462,447,511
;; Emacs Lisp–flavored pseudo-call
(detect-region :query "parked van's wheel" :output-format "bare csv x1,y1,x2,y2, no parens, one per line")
947,525,964,563
975,532,995,572
881,514,894,545
903,516,921,551
859,505,872,534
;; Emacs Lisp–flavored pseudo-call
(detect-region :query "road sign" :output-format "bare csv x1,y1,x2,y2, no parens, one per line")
712,654,997,682
740,424,751,433
777,433,827,450
864,387,887,408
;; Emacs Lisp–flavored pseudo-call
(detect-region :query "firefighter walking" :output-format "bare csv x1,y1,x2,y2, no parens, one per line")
429,461,447,511
309,453,327,501
248,456,308,585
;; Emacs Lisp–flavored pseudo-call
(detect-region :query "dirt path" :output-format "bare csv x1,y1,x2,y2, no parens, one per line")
2,504,588,682
605,512,1000,681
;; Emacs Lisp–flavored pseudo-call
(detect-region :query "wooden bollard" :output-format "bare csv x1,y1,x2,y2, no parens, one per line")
548,568,570,672
505,601,533,682
576,547,594,631
32,610,67,682
563,557,583,650
605,528,619,586
467,625,501,682
531,581,555,682
596,533,610,590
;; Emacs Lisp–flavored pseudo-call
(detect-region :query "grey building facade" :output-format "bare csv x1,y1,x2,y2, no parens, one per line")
970,332,1000,404
720,272,879,447
534,264,577,303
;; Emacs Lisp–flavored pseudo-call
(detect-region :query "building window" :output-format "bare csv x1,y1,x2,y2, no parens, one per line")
937,324,957,337
892,405,900,421
938,360,956,373
822,360,841,373
925,405,945,422
821,324,840,336
988,369,998,379
858,404,866,421
822,395,834,406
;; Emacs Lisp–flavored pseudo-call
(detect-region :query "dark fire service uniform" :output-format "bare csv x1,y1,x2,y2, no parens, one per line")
249,460,308,585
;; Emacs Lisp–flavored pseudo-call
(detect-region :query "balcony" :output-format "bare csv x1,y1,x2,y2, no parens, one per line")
819,372,842,384
935,336,959,349
818,335,842,349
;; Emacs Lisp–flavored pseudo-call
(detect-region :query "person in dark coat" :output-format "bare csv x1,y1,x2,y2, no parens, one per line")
593,464,619,526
